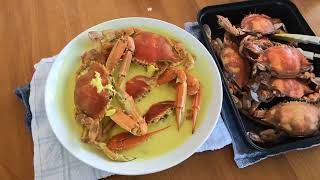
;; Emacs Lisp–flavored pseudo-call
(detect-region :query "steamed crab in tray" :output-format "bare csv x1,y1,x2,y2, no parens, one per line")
74,27,201,161
204,14,320,144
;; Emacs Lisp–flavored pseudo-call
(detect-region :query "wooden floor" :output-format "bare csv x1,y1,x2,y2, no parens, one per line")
1,0,320,179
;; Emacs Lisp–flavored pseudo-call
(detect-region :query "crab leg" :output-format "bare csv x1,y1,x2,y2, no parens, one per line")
156,67,178,85
217,15,244,36
107,126,170,150
191,91,201,133
105,37,128,74
118,36,135,85
175,70,187,130
118,51,133,84
186,74,201,133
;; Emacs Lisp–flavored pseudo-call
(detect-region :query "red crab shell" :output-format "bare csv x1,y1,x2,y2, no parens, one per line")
125,75,153,100
74,62,109,118
221,46,250,88
257,46,312,77
241,14,276,35
271,78,313,98
143,101,175,124
133,31,179,65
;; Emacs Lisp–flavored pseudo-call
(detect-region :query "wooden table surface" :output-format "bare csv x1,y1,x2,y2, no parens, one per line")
2,0,320,179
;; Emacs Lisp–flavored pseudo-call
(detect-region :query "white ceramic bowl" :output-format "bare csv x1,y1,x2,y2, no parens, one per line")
45,17,223,175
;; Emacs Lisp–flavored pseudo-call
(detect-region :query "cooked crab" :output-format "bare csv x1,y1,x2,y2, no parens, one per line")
88,27,195,84
74,66,144,161
248,101,320,143
217,14,286,36
212,38,251,88
253,45,314,79
251,78,320,103
204,24,255,113
75,62,148,134
204,24,250,89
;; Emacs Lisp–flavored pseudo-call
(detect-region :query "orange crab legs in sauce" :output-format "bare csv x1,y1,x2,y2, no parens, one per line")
157,68,201,133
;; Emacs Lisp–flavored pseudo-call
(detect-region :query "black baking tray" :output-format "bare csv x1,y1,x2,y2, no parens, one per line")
198,0,320,151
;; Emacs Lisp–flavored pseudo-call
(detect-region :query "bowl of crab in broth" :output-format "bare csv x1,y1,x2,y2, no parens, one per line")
45,17,222,175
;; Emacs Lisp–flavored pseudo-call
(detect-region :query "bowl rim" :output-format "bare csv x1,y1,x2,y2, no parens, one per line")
45,17,223,175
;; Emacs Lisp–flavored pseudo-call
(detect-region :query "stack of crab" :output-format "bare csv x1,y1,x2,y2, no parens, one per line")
204,14,320,144
74,27,201,161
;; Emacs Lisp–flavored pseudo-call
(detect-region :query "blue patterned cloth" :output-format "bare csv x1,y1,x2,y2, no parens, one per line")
15,84,32,130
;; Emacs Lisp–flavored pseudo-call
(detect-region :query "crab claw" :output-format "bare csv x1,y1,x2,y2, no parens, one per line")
115,86,148,135
125,75,154,101
110,108,145,136
144,101,175,124
107,126,170,151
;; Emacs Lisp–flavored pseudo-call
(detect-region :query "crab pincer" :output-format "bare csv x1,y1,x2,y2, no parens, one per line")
107,126,171,150
190,90,201,134
143,101,175,124
157,68,187,130
109,108,145,136
125,75,154,101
